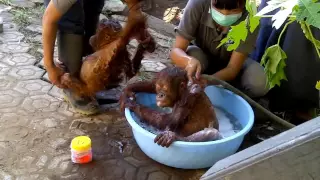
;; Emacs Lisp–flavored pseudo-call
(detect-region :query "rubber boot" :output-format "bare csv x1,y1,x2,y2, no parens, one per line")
62,89,99,115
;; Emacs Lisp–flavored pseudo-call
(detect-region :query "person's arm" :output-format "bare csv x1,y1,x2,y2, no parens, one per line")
42,0,77,87
42,1,62,70
170,0,203,68
170,35,191,68
213,23,260,82
213,51,247,81
170,0,205,80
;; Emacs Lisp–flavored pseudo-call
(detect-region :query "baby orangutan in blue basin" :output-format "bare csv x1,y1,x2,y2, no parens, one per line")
119,66,221,147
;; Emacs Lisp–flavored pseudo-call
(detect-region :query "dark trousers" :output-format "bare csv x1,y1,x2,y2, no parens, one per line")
44,0,105,76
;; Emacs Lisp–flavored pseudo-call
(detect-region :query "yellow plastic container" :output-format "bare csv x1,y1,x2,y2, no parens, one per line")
70,136,92,164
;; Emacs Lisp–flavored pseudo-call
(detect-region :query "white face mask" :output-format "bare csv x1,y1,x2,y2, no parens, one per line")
210,5,242,26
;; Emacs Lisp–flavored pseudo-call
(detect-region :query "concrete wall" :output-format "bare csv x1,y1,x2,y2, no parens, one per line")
201,117,320,180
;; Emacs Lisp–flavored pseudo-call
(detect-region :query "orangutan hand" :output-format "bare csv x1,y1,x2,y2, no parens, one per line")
154,131,177,147
124,97,139,111
119,88,136,113
133,29,156,53
141,36,156,53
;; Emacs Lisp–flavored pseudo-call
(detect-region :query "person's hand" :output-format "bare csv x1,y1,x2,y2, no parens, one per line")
119,88,136,113
185,57,202,83
46,66,66,88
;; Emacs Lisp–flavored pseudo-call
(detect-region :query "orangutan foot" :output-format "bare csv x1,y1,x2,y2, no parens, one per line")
62,89,99,115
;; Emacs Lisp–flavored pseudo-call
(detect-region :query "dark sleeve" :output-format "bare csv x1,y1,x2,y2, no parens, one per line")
235,24,260,55
52,0,77,15
174,0,204,41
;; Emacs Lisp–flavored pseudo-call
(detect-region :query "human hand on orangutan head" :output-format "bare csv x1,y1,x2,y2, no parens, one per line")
185,56,202,83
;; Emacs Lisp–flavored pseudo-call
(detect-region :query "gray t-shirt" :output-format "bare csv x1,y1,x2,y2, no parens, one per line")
175,0,259,62
53,0,77,14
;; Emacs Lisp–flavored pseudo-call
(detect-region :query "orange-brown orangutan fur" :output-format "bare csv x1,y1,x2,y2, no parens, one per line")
120,66,221,147
60,1,155,99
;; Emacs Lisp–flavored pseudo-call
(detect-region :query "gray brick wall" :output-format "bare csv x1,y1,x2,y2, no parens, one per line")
221,138,320,180
201,117,320,180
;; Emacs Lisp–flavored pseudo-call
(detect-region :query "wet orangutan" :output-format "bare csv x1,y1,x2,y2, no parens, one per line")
60,1,156,98
119,66,221,147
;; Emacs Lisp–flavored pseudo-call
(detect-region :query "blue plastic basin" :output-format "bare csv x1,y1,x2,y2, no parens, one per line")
124,85,254,169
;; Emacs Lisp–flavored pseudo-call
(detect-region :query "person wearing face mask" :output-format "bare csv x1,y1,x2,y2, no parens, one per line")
170,0,269,98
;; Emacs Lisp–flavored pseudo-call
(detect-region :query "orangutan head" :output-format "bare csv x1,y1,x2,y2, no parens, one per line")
89,18,123,51
153,67,188,107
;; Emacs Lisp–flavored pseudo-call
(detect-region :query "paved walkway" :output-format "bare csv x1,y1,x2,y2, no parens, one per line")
0,1,204,180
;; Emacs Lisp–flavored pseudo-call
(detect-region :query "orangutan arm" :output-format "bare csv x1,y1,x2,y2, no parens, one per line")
60,73,89,97
131,104,171,129
131,44,146,75
120,81,156,112
154,128,221,147
126,90,201,130
130,103,191,130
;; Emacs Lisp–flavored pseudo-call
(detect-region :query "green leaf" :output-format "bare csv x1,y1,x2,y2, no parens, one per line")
217,37,228,48
300,22,320,48
316,80,320,90
292,4,300,14
300,21,320,58
249,16,261,32
260,45,287,73
226,21,248,51
230,21,248,41
296,0,320,28
246,0,257,15
266,59,288,89
217,20,248,51
260,45,288,89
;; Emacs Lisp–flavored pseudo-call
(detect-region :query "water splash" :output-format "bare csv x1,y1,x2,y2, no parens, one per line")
131,105,243,139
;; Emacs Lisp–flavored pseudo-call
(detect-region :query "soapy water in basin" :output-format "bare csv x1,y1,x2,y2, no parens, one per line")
131,104,243,139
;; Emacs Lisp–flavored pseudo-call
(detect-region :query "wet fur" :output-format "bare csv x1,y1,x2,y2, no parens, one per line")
121,66,220,147
60,1,155,98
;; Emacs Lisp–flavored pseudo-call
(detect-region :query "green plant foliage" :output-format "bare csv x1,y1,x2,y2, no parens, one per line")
300,21,320,57
296,0,320,28
261,45,288,89
249,16,261,32
301,24,320,48
246,0,257,15
217,0,259,50
316,81,320,90
246,0,261,32
217,21,248,51
218,0,320,90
